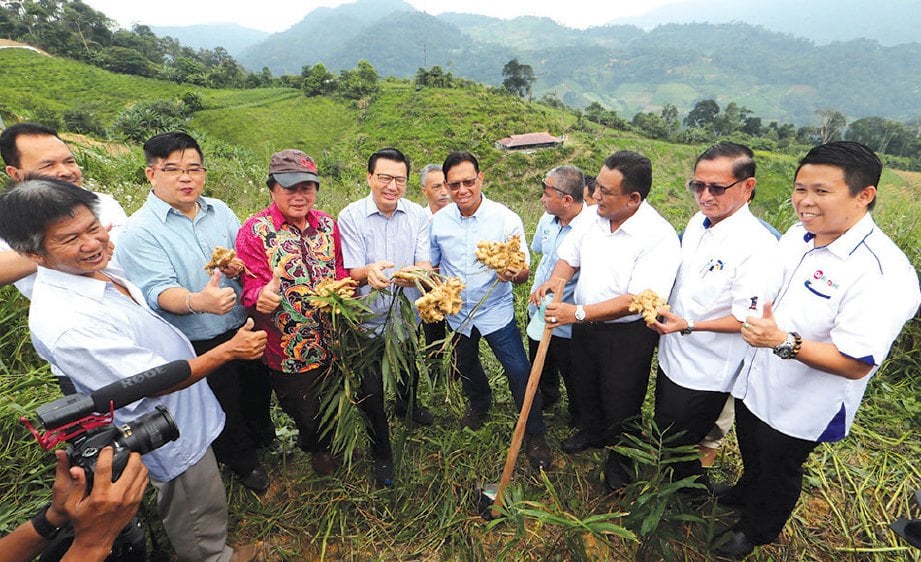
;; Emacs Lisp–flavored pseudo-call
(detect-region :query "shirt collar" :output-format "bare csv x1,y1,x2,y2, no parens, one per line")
820,212,876,258
267,202,320,231
361,194,407,218
145,190,211,223
701,203,754,232
35,266,136,303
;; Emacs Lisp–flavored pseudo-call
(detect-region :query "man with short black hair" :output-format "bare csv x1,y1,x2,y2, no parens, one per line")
534,150,680,490
0,123,126,295
338,147,434,486
430,150,552,470
712,141,920,558
0,177,266,562
116,131,275,494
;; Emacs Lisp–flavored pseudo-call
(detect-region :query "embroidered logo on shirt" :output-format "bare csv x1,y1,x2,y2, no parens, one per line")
804,269,840,299
748,296,759,310
699,258,724,277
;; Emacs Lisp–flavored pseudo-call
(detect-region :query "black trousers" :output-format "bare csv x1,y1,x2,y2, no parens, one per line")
734,400,819,544
269,366,332,454
527,331,578,423
570,320,659,455
653,367,730,485
192,328,274,475
358,357,393,461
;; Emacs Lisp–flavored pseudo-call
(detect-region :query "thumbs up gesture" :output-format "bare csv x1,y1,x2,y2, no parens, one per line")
740,302,786,348
256,268,283,314
225,318,267,360
192,271,237,315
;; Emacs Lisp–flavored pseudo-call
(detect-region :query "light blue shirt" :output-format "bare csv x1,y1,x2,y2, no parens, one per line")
28,266,225,482
338,195,430,334
430,195,530,337
115,191,246,341
527,206,590,339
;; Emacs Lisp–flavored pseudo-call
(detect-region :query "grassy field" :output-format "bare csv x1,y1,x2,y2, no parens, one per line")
0,48,919,561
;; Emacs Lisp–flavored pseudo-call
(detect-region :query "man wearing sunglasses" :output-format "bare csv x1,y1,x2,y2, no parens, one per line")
647,143,778,498
527,166,591,427
430,150,552,470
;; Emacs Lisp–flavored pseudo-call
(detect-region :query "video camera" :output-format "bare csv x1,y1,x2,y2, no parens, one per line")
21,361,191,486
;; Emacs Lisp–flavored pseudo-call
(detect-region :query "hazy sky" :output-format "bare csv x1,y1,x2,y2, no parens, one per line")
82,0,685,33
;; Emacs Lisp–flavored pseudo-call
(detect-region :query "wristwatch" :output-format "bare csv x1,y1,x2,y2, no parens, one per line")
773,331,803,359
31,503,63,540
574,305,586,323
681,320,695,336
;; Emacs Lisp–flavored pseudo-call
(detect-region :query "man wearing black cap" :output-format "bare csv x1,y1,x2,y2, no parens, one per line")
236,149,346,477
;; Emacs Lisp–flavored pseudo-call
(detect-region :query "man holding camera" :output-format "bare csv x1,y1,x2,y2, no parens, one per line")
0,178,266,561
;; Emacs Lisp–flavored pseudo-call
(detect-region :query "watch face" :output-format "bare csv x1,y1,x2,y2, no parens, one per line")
773,343,794,359
575,306,585,321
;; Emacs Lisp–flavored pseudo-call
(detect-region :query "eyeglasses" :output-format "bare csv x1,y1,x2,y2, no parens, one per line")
375,173,408,187
541,180,568,198
686,178,748,196
155,165,207,177
446,177,478,191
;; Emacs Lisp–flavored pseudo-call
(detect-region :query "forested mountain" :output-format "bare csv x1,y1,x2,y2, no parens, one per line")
612,0,921,47
233,0,921,125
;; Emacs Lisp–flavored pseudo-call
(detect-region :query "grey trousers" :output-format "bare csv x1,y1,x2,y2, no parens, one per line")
151,447,234,562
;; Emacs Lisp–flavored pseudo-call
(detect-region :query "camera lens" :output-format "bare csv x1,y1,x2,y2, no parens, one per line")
117,405,180,454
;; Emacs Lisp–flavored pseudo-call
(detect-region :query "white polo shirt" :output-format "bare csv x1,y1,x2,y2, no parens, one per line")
658,205,778,391
731,214,920,442
557,200,680,323
0,190,127,299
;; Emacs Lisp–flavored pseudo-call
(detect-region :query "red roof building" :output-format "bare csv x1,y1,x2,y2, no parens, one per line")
495,132,564,151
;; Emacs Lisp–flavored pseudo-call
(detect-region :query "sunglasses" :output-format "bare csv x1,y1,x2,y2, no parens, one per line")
686,177,749,196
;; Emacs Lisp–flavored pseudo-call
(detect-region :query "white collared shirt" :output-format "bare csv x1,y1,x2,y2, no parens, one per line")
658,205,778,391
731,214,920,442
557,201,681,323
29,266,225,482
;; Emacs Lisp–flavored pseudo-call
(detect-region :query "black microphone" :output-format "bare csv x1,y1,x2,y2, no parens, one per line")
36,361,191,428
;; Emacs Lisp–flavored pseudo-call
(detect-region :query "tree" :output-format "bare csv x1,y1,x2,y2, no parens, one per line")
501,58,535,99
684,99,720,129
845,117,913,155
816,110,847,144
302,63,335,96
337,60,379,100
584,102,627,130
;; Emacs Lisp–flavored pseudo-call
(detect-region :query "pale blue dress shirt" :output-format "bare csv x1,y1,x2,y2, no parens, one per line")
115,191,246,341
338,195,430,334
526,206,590,339
430,195,530,337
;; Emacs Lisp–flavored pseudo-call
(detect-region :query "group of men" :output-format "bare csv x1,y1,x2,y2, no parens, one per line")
0,121,918,561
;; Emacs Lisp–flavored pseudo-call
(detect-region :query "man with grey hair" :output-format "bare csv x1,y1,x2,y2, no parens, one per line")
0,177,266,562
418,163,449,367
527,165,590,427
419,163,450,217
